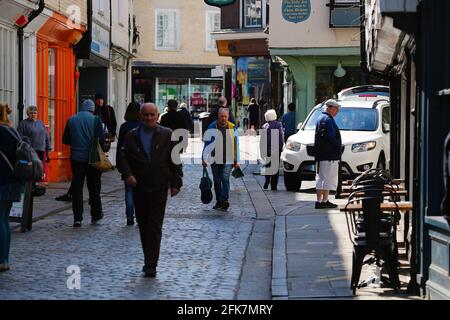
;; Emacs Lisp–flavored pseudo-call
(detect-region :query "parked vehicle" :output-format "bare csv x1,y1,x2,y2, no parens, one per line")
281,87,390,191
338,85,389,101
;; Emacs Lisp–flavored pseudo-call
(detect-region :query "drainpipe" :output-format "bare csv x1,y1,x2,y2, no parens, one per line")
17,0,45,122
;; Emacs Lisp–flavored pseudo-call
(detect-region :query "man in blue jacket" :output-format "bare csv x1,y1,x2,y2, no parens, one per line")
202,108,240,211
314,99,342,209
63,99,106,227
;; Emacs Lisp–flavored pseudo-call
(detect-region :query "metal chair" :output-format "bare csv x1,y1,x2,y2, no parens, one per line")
344,187,401,294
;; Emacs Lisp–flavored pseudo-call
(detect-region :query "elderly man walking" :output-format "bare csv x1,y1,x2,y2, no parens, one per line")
314,99,342,209
202,107,240,211
118,103,183,277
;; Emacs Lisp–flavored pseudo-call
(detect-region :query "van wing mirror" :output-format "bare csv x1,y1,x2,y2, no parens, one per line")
383,123,390,133
297,122,303,131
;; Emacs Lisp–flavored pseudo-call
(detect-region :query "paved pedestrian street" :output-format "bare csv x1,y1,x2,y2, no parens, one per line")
0,163,255,300
0,137,420,300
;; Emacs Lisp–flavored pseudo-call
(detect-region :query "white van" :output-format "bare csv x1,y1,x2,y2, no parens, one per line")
280,87,390,191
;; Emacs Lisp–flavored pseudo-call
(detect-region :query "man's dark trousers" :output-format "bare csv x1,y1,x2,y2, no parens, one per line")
70,159,102,222
134,187,168,268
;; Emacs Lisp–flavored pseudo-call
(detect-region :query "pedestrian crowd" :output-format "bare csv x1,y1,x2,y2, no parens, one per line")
0,94,357,277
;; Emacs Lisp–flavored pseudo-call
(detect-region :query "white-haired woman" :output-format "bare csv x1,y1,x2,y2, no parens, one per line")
17,105,50,196
260,109,284,190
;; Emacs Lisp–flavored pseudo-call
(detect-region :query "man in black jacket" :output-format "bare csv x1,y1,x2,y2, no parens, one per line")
160,99,188,152
442,130,450,227
94,93,117,143
314,99,342,209
160,99,186,131
206,97,236,128
118,103,183,277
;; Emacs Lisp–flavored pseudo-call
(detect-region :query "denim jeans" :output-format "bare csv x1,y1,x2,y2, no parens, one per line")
0,201,12,264
125,183,135,219
211,164,233,203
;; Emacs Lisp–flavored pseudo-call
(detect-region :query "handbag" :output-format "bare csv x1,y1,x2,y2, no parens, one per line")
231,166,244,179
89,117,113,172
199,167,213,204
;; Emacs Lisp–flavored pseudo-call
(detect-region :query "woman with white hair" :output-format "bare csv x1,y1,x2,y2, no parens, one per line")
17,106,51,163
17,105,51,196
260,109,284,190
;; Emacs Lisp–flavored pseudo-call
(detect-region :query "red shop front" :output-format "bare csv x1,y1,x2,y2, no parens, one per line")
36,12,84,182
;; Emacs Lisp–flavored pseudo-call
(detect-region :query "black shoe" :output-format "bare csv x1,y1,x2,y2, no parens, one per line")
315,202,325,209
263,182,269,190
56,193,72,202
91,213,104,225
213,202,223,210
271,186,278,191
73,221,82,228
127,218,134,226
221,201,230,211
323,201,338,209
144,267,156,277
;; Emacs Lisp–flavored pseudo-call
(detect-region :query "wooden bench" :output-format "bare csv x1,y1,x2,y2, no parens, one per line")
339,201,413,212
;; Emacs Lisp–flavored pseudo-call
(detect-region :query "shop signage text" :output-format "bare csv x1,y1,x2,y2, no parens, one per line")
282,0,311,23
204,0,236,8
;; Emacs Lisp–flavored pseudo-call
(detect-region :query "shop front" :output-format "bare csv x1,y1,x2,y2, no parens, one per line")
132,64,225,118
271,52,386,123
36,12,84,182
0,0,38,124
234,56,271,127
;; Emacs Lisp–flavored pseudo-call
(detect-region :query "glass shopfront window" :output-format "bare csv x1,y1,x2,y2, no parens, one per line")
156,78,189,113
190,79,222,117
155,77,222,118
235,56,271,127
315,66,388,105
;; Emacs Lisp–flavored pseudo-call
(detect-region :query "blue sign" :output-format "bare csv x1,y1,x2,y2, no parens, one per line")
282,0,311,23
204,0,236,8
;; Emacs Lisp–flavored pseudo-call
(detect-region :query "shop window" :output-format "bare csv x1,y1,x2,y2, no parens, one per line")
155,9,179,50
243,0,263,28
190,79,222,116
0,26,15,109
206,11,221,51
315,66,387,105
328,0,361,28
156,78,189,113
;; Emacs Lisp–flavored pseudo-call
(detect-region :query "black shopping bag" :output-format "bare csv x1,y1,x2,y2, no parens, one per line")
200,167,213,204
232,166,245,179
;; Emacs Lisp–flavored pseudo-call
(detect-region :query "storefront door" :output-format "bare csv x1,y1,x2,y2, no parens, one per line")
37,38,76,182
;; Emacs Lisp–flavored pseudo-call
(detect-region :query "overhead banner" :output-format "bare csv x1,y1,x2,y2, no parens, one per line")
204,0,236,8
282,0,311,23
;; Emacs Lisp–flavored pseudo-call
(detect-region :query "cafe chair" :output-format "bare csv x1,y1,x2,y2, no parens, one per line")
344,190,401,294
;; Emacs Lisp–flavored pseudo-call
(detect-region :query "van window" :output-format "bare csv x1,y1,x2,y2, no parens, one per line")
304,107,378,131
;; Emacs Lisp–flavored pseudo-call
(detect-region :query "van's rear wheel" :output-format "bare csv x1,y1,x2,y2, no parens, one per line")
284,170,302,191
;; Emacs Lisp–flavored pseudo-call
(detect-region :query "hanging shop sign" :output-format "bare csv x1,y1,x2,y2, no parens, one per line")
204,0,236,8
282,0,311,23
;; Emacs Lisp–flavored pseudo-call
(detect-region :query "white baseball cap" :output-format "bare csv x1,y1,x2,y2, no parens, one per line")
325,99,341,108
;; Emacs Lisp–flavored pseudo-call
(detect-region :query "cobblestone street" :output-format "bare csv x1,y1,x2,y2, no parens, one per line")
0,162,256,299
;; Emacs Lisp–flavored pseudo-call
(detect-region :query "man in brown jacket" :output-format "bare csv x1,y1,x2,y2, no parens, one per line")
118,103,183,277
